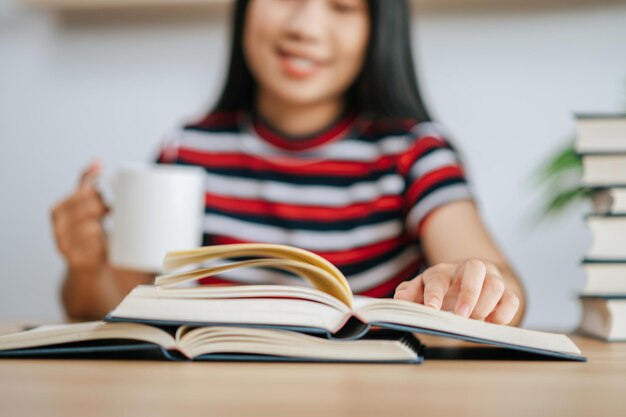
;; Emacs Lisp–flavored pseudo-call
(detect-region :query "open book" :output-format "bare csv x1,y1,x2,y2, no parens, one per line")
104,243,584,361
0,321,422,363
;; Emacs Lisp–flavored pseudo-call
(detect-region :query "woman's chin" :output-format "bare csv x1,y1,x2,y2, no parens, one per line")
266,88,336,109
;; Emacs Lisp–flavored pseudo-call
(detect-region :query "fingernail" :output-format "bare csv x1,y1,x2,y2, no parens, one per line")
457,304,470,318
393,288,406,297
425,297,440,309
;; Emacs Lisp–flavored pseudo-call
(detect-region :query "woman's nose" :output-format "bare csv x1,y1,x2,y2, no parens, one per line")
283,0,329,42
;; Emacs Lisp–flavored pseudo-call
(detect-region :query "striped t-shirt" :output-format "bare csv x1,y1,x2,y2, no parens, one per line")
157,110,473,297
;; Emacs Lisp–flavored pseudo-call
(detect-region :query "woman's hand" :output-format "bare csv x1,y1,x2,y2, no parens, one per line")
51,160,155,320
394,259,521,325
51,161,109,274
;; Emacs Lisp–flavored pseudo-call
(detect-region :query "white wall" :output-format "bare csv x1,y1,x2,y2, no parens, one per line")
1,0,625,329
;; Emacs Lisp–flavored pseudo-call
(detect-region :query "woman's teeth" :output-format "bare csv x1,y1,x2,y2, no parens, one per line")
287,56,316,70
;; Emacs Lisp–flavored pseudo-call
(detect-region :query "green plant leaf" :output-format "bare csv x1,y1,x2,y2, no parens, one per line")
529,139,587,220
533,142,581,186
543,187,588,217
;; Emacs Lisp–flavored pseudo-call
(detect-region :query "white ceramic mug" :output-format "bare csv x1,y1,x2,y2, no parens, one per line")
106,163,205,272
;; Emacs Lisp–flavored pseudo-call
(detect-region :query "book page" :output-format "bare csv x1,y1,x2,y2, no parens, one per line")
159,243,354,306
133,284,351,314
155,258,352,307
177,326,418,362
0,322,176,351
355,299,581,356
110,296,348,334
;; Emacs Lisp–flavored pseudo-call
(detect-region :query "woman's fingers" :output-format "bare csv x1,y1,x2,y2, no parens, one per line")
395,260,519,325
78,160,102,188
469,274,505,320
422,264,454,309
453,259,487,318
394,275,424,303
56,219,104,256
485,289,520,325
54,193,107,234
50,160,108,271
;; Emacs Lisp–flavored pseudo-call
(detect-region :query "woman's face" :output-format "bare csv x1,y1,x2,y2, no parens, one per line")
243,0,370,108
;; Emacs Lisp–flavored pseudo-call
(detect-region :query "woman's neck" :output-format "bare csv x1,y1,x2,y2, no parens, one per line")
255,91,345,137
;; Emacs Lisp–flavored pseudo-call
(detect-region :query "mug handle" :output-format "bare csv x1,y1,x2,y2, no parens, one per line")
92,170,115,233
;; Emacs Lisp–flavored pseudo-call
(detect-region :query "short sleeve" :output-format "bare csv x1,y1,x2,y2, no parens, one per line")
398,122,474,238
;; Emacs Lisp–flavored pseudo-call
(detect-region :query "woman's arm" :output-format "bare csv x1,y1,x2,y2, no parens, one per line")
395,200,526,326
61,265,154,321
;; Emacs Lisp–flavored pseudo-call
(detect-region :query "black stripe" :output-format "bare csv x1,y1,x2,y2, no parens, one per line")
201,232,416,278
184,125,241,135
353,130,413,143
335,242,411,276
417,143,453,159
177,158,398,187
413,177,468,206
204,205,401,231
404,146,457,181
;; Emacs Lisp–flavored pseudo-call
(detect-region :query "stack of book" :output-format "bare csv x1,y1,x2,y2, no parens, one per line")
0,244,585,362
576,114,626,341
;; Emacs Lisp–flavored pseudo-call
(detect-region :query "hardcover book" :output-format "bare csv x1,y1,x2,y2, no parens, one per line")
581,259,626,296
585,214,626,260
580,296,626,341
0,244,585,362
591,187,626,215
575,113,626,153
106,244,585,361
0,321,422,363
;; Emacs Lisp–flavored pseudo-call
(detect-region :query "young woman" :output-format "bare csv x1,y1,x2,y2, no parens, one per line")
51,0,525,325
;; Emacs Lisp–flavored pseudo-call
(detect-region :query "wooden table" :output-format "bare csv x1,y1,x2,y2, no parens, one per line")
0,324,625,417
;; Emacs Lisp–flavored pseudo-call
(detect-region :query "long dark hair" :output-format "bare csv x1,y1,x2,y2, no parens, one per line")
213,0,432,122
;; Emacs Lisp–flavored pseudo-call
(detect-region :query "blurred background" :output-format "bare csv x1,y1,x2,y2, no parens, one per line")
1,0,625,329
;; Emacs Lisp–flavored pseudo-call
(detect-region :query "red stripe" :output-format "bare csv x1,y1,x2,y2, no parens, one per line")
397,136,446,176
205,193,402,222
406,165,464,207
322,237,409,265
414,204,447,237
357,118,418,136
253,111,358,151
210,235,410,265
197,277,240,286
358,258,423,298
177,147,397,177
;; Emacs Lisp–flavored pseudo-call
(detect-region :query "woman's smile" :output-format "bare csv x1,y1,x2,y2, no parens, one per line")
276,46,329,79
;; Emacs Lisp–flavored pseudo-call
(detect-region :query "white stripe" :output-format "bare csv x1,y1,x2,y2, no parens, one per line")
204,213,404,252
317,136,410,161
179,129,412,162
181,129,245,153
203,171,404,207
409,148,458,181
405,183,473,234
410,121,447,139
348,246,421,292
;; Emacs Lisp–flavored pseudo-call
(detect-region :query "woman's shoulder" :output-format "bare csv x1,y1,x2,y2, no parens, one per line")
156,110,244,163
353,114,453,146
